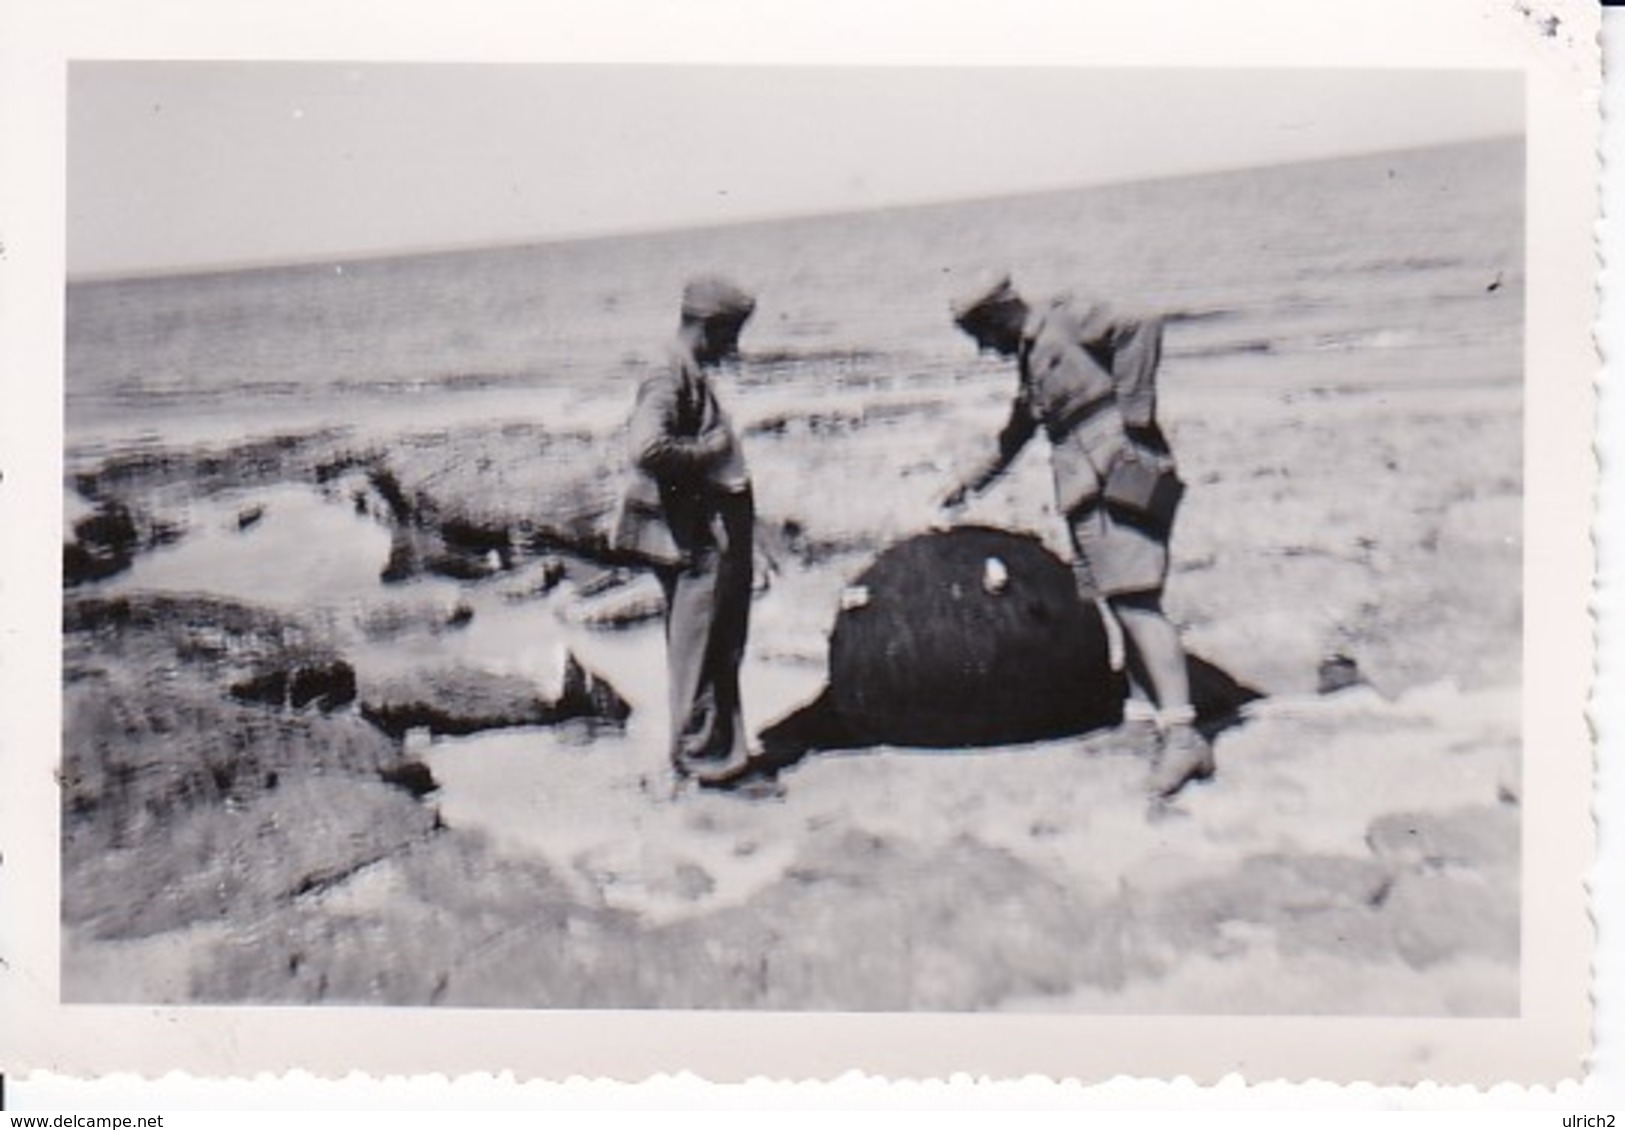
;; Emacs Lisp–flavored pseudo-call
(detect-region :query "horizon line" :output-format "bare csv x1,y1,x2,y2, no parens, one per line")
67,130,1522,285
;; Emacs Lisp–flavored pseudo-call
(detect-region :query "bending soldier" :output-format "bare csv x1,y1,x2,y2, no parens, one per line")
940,275,1214,798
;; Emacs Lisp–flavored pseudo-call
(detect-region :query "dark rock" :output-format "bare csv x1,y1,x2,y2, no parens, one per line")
556,653,633,725
73,429,350,500
290,661,358,710
380,524,503,584
64,541,130,587
1317,653,1365,695
560,571,666,630
375,425,621,568
229,661,356,712
496,557,568,603
364,466,416,524
63,498,184,587
61,676,411,855
359,655,630,739
75,499,139,547
425,546,503,581
68,593,356,715
61,589,442,946
440,515,513,560
229,668,291,708
379,761,440,799
354,596,476,640
360,667,547,738
236,504,266,531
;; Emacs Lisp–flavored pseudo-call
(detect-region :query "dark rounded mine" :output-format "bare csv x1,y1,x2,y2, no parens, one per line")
828,526,1125,747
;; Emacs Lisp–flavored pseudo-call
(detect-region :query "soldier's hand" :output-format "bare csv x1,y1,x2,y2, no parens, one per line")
937,482,969,512
931,484,969,530
695,424,744,473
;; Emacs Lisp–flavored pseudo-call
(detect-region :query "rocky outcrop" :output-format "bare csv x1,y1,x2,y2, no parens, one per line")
492,557,568,603
64,596,410,810
73,429,353,500
62,591,442,940
557,570,667,630
64,775,440,941
229,661,358,712
365,424,623,581
66,593,353,704
63,498,184,587
68,423,626,589
359,654,631,739
351,595,476,641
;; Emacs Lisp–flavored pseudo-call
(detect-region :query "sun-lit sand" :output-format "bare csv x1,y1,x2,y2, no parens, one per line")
61,330,1522,1013
58,138,1528,1012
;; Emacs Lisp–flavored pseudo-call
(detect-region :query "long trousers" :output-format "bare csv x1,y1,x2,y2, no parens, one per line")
656,488,754,770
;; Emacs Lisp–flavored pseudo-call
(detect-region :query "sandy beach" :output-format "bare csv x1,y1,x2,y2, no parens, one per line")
59,138,1525,1013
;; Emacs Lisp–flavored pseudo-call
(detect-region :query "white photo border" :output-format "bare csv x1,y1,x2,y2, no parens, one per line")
0,0,1601,1087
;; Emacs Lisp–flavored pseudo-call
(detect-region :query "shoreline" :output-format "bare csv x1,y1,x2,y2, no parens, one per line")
58,339,1524,1010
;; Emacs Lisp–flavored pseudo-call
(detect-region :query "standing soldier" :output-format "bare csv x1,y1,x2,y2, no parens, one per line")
613,276,758,787
939,274,1213,798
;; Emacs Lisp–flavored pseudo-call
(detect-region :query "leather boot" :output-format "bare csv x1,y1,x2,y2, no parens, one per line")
1148,724,1215,798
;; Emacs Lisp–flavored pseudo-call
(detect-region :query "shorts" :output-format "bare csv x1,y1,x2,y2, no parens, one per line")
1066,500,1170,599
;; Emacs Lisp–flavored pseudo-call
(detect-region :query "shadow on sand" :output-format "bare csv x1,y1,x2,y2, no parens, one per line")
749,527,1262,780
755,654,1261,777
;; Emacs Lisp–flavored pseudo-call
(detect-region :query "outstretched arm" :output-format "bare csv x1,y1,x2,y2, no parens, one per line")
941,394,1037,507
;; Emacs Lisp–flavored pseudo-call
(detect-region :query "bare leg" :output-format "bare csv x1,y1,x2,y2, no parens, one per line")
1111,594,1214,797
1113,597,1190,712
1111,606,1160,753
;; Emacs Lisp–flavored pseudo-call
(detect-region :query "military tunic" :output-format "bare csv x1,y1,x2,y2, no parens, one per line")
620,342,754,773
989,297,1178,598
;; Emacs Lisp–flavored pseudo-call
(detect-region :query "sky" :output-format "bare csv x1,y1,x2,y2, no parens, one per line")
67,64,1523,277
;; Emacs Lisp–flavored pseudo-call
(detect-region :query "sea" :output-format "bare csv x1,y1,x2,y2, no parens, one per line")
61,136,1532,953
65,135,1523,459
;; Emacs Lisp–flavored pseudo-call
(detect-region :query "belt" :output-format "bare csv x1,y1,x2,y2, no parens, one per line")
1043,393,1116,443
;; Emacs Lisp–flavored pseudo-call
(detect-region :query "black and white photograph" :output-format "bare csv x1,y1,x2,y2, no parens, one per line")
1,0,1603,1092
55,60,1534,1012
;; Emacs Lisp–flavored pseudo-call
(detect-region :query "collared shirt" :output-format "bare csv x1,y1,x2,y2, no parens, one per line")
981,296,1170,516
682,363,750,493
628,342,750,495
